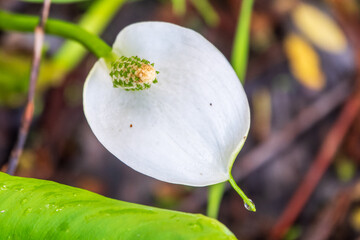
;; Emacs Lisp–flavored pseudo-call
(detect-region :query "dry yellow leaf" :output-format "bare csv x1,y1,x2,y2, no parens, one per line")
284,33,325,91
292,2,347,54
350,207,360,232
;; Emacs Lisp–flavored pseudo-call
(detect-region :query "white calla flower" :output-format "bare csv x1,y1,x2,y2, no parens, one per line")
83,22,250,189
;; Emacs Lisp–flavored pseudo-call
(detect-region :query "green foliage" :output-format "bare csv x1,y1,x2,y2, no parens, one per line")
52,0,126,73
0,0,125,107
0,172,237,239
0,51,30,106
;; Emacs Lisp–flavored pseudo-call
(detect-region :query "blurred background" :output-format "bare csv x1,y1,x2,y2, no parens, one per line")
0,0,360,239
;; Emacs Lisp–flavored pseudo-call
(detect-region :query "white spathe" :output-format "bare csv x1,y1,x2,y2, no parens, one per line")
83,22,250,186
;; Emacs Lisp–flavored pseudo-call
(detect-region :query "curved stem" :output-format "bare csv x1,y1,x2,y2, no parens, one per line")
229,172,256,212
207,182,226,219
0,10,112,59
53,0,126,69
231,0,254,83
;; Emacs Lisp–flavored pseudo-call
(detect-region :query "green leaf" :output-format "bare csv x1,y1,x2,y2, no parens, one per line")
21,0,88,3
0,172,237,240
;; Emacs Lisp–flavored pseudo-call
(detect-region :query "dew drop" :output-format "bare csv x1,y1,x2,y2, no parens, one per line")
244,199,255,211
188,222,203,231
0,210,6,213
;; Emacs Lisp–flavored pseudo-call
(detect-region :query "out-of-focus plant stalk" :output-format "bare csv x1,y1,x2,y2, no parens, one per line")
231,0,254,83
0,11,112,58
47,0,126,84
171,0,186,17
207,0,255,218
0,0,125,106
207,182,226,219
189,0,220,27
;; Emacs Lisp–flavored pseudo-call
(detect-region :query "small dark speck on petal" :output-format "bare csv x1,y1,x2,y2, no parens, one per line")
130,124,133,128
210,103,212,106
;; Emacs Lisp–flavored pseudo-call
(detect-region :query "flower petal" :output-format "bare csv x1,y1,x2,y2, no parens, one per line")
83,22,250,186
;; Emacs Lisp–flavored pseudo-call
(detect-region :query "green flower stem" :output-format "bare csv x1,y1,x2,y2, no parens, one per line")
228,0,255,212
229,173,256,212
207,182,226,219
231,0,254,83
53,0,126,71
207,0,254,218
0,10,112,59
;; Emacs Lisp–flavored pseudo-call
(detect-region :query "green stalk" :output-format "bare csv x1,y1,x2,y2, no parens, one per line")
207,182,226,219
231,0,254,83
207,0,255,218
171,0,186,17
229,0,255,211
229,174,255,212
189,0,219,27
0,2,124,104
53,0,126,70
0,11,112,59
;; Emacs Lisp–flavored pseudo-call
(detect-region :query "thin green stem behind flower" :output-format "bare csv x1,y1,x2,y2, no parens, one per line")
0,11,112,59
207,0,255,218
207,182,226,219
189,0,220,27
53,0,126,71
231,0,254,83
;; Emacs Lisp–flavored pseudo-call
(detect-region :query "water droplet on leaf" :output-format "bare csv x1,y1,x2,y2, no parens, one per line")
244,199,255,211
188,222,203,231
